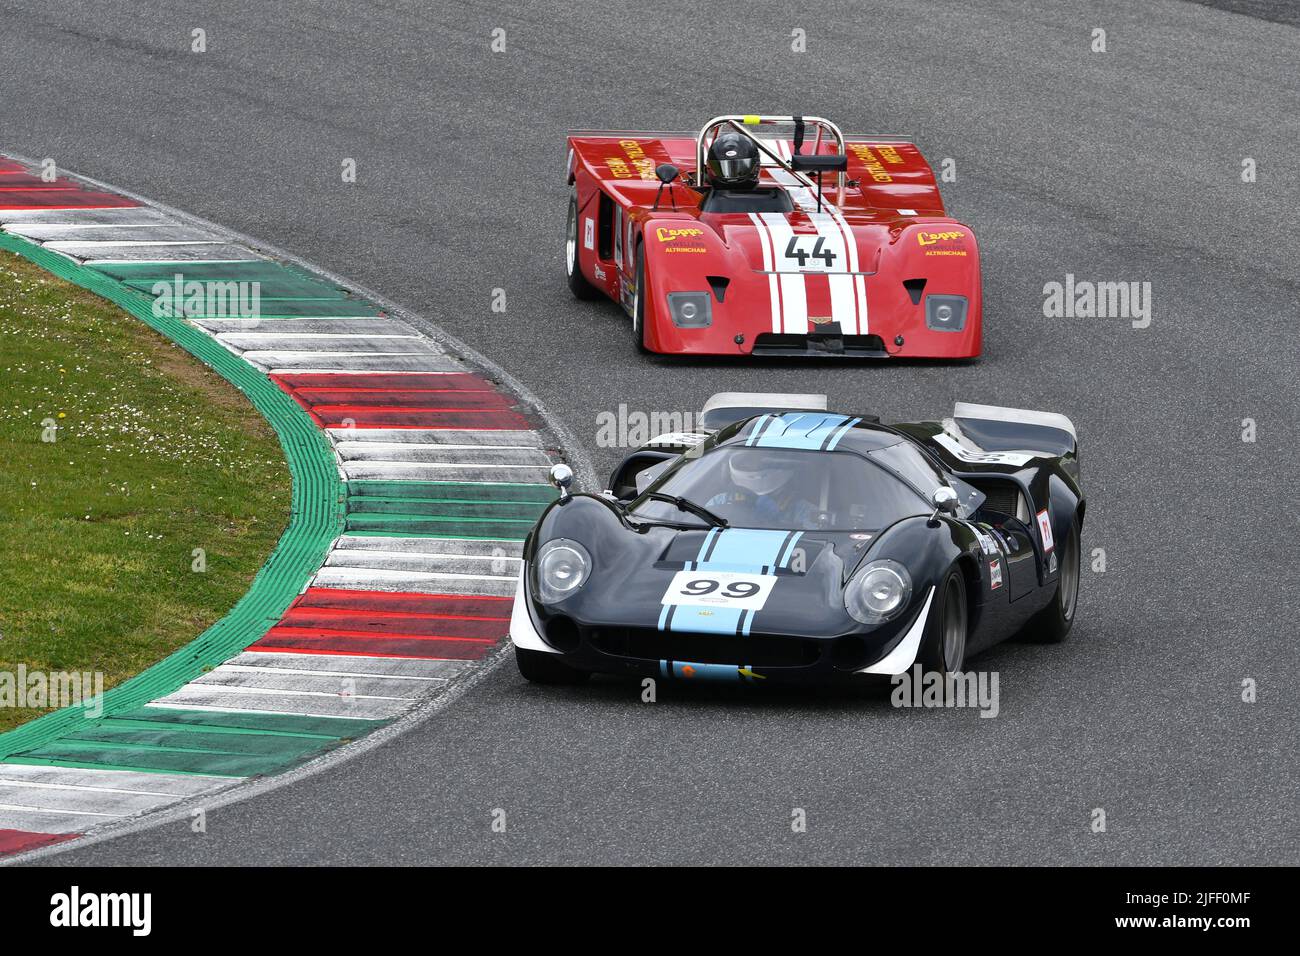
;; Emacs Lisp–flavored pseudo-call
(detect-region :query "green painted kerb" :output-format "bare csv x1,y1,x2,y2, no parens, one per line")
0,233,346,761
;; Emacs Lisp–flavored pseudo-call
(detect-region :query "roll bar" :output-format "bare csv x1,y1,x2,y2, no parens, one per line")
695,114,848,203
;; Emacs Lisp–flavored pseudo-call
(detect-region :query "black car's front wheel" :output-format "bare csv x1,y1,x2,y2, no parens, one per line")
918,568,968,677
515,645,591,685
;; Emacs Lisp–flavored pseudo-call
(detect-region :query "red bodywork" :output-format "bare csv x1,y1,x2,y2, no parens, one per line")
566,130,981,358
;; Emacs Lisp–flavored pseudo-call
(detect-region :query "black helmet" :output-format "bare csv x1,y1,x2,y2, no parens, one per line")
706,132,760,189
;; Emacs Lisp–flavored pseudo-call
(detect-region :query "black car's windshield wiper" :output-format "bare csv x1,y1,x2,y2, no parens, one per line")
638,491,729,528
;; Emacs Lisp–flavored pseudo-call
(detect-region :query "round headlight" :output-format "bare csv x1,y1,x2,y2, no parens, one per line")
935,303,954,323
680,301,698,321
535,538,592,604
845,559,912,625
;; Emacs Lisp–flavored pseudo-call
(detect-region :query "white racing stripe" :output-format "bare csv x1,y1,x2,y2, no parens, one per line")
758,212,807,334
771,138,868,334
746,212,782,334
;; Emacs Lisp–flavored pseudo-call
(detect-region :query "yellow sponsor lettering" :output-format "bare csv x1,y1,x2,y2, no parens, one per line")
877,144,904,165
916,229,966,247
656,226,705,242
848,143,892,183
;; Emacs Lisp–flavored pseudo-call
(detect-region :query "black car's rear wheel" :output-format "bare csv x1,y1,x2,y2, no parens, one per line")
1029,515,1081,643
918,568,968,677
515,645,590,685
565,191,600,300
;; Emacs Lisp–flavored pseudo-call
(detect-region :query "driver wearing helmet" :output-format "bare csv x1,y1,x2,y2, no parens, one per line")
705,132,761,191
705,449,820,529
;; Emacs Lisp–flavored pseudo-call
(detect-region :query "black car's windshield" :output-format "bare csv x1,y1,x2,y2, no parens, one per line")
628,444,937,531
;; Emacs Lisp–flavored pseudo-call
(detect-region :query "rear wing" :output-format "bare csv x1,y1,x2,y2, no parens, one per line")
568,127,945,214
930,402,1077,468
700,391,828,431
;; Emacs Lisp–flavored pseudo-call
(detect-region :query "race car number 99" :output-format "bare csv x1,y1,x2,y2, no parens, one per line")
661,570,777,611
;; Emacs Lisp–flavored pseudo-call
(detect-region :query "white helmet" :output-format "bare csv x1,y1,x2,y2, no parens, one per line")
729,449,797,497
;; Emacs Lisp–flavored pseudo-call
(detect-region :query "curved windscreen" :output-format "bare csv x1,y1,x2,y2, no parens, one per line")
629,444,938,531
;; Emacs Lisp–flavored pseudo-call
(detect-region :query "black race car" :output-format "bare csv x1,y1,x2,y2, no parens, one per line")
510,393,1083,685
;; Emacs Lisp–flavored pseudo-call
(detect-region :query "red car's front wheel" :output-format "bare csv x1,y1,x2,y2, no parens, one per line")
565,191,600,301
631,244,650,353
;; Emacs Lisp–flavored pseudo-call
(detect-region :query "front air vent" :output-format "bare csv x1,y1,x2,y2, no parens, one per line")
707,275,730,303
903,278,927,305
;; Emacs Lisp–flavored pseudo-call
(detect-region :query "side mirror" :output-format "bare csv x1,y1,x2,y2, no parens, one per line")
655,163,680,184
932,486,959,512
550,463,574,501
930,486,959,522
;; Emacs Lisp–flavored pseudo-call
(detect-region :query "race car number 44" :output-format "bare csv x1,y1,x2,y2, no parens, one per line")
661,570,777,611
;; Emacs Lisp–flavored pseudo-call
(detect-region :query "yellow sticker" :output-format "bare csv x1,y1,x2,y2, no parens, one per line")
742,114,761,125
656,226,704,242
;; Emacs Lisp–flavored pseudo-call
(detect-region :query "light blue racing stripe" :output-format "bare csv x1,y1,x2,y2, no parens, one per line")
660,529,801,635
749,412,857,450
695,527,791,572
668,661,742,682
666,605,746,635
824,417,861,450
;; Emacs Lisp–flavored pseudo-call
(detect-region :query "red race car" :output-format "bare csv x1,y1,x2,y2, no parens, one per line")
565,114,981,358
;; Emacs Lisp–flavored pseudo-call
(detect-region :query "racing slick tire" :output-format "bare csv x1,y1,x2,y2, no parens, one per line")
566,191,601,301
917,567,968,678
515,646,591,685
1027,516,1081,643
631,244,650,352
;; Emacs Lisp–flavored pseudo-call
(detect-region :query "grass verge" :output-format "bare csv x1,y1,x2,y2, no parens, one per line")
0,250,290,732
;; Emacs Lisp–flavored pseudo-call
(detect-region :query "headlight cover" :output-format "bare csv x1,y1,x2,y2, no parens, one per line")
666,291,712,328
925,294,967,332
535,538,592,604
844,559,913,625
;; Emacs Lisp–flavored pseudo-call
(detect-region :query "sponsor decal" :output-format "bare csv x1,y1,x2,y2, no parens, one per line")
656,226,704,242
783,234,837,269
877,144,905,165
974,526,999,556
606,139,658,181
662,570,777,612
848,143,893,183
990,559,1003,589
1036,509,1055,552
645,430,707,447
916,229,966,247
665,246,706,254
664,661,765,682
593,264,606,280
583,217,594,250
1049,552,1058,574
933,432,1036,466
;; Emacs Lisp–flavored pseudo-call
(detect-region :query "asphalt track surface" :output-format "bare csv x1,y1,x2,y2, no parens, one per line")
2,0,1297,865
